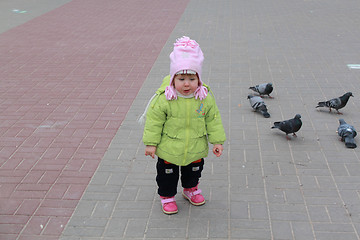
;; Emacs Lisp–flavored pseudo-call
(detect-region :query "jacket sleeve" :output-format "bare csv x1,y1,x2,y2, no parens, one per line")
205,95,226,145
143,95,167,146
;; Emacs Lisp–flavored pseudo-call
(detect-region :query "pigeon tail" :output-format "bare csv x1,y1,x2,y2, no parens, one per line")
316,101,326,108
271,122,280,129
249,86,257,91
344,136,357,148
258,105,270,118
261,110,270,118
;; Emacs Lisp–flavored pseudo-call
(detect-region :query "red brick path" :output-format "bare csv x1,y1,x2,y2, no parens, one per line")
0,0,189,239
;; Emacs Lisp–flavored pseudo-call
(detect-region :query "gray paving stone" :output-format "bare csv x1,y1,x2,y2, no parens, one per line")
249,202,269,220
88,172,112,185
102,218,128,238
269,210,309,222
124,219,148,238
91,201,116,218
314,223,356,233
66,216,108,228
315,232,359,240
71,200,97,217
207,219,228,238
112,208,151,219
145,227,187,239
230,201,249,219
62,226,104,238
81,192,118,201
291,221,315,240
186,218,208,238
271,221,293,240
231,228,271,240
147,218,188,229
327,205,352,223
85,185,122,194
305,196,343,205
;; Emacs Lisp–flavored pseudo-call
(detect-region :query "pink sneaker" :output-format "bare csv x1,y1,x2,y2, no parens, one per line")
182,185,205,206
160,196,178,214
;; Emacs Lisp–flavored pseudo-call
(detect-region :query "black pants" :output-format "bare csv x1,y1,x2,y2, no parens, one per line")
156,157,204,197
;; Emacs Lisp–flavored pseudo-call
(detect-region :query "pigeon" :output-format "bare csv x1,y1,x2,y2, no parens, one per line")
247,95,270,118
316,92,353,114
337,119,357,148
249,83,273,98
271,114,302,140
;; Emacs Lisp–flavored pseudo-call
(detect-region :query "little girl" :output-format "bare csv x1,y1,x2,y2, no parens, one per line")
141,36,226,214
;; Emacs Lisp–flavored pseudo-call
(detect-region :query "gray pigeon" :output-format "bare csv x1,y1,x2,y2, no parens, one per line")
271,114,302,140
249,83,273,98
316,92,353,114
247,95,270,118
337,119,357,148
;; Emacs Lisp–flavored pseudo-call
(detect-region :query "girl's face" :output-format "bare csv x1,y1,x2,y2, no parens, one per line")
173,74,199,96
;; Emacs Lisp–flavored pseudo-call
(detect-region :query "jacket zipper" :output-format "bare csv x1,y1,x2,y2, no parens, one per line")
183,99,190,164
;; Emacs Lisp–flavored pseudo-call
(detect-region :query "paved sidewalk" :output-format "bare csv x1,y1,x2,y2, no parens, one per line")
0,0,188,239
2,0,360,239
62,0,360,239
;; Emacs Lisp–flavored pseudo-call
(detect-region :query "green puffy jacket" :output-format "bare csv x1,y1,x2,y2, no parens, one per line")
143,75,226,166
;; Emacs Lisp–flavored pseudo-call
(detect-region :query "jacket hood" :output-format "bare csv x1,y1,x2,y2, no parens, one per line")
138,75,211,125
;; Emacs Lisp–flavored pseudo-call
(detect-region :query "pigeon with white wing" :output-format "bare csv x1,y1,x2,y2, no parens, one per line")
337,119,357,148
247,95,270,118
249,83,273,98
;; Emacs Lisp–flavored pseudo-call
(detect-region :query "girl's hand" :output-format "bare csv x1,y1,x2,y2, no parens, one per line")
145,145,156,159
213,144,223,157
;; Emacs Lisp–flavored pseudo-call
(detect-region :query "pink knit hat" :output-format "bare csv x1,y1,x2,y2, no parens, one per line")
165,36,208,100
